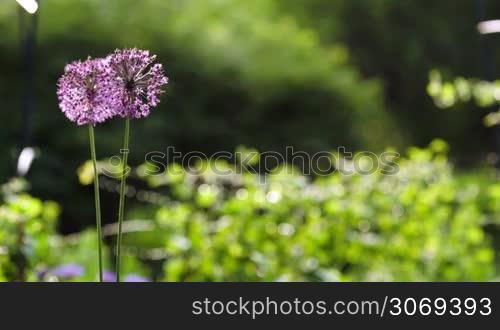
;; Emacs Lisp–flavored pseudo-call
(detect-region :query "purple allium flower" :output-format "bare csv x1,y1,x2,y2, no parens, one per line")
57,58,117,125
103,271,117,282
124,274,150,282
107,48,168,119
52,264,85,279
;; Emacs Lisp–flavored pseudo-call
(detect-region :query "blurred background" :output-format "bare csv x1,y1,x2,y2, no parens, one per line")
0,0,500,282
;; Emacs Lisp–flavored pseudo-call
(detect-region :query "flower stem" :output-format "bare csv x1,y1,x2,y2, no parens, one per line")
88,124,103,282
116,118,130,282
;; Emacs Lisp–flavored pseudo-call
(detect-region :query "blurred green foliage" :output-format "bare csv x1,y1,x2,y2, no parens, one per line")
1,0,499,231
0,178,147,281
427,70,500,127
1,142,500,281
280,0,500,156
1,0,500,281
0,178,59,281
107,142,500,281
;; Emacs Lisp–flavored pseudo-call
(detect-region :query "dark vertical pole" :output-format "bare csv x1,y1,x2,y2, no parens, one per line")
476,0,500,166
477,0,495,79
18,2,38,152
13,2,39,279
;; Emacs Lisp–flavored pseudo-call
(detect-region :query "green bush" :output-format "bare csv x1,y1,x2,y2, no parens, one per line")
115,141,499,281
427,70,500,127
2,142,499,281
0,178,60,281
0,178,149,281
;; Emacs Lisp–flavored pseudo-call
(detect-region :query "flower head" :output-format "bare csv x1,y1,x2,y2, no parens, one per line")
57,58,117,125
107,48,168,119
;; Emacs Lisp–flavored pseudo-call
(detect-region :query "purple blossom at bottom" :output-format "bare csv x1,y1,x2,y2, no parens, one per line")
124,274,150,282
52,264,85,280
37,269,48,280
103,271,117,282
107,48,168,119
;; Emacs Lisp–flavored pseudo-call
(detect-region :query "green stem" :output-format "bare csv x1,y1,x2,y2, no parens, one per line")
88,125,103,282
116,118,130,282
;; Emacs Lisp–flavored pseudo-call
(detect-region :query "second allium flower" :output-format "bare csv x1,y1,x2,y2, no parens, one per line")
107,48,169,119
